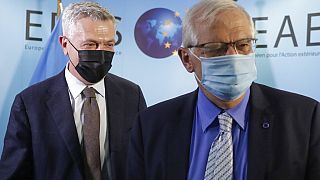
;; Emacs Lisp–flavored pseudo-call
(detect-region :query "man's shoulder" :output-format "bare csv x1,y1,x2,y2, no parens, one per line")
140,90,198,116
19,71,65,98
106,73,140,89
134,90,197,131
252,83,318,106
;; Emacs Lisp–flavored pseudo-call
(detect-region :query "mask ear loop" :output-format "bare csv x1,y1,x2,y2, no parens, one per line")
188,48,201,61
188,48,203,84
67,55,77,69
64,37,79,69
64,36,79,51
194,72,202,84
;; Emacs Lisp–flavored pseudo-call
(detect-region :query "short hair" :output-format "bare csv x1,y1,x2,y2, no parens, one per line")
182,0,254,48
62,2,116,37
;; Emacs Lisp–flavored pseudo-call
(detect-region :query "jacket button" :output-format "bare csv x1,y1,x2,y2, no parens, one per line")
262,122,270,129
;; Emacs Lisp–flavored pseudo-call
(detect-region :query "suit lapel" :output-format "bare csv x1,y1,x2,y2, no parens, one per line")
104,74,126,180
46,70,84,176
167,90,198,180
104,74,123,152
247,83,274,180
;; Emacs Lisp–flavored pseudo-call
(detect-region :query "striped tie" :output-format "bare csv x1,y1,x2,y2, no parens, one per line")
204,112,233,180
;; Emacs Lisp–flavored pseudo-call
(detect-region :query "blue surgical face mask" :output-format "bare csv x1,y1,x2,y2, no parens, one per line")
190,50,257,101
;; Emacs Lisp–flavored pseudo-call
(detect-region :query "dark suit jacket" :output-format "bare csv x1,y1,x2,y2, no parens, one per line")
0,70,147,180
127,83,320,180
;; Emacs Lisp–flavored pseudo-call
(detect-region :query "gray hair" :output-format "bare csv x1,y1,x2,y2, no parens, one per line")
62,2,116,37
182,0,254,48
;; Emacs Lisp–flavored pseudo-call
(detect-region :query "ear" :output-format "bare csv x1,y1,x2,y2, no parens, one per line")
178,47,194,73
59,36,68,55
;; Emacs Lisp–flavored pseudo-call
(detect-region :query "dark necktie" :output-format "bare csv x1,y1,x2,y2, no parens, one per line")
204,112,233,180
82,87,101,180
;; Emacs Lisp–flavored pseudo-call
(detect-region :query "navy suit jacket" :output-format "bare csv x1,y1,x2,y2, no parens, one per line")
127,83,320,180
0,70,147,180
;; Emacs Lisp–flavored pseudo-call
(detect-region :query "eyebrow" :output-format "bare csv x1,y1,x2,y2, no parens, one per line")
82,38,116,44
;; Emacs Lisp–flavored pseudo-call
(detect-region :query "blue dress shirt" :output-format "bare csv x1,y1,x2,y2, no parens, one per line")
187,89,250,180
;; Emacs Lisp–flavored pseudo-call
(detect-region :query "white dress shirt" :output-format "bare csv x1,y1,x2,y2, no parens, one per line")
64,65,107,168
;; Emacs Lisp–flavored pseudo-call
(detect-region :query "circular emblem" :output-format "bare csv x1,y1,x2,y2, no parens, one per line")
134,8,182,59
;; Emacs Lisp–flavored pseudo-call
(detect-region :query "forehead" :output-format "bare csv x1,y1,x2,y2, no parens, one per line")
69,17,115,41
196,9,253,43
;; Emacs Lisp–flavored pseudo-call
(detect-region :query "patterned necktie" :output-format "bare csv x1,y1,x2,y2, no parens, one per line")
82,87,101,180
204,112,233,180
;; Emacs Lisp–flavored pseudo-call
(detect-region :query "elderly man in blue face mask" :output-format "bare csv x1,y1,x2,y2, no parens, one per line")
127,0,320,180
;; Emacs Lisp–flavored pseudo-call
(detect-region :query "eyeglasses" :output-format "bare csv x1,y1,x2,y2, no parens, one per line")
188,38,257,57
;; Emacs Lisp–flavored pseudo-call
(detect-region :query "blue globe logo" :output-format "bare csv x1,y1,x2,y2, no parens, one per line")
134,8,182,59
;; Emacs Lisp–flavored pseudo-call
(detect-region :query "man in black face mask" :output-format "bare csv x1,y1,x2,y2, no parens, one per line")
0,2,146,180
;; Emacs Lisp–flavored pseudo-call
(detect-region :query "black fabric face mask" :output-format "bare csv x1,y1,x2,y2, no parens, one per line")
76,50,114,83
67,38,115,83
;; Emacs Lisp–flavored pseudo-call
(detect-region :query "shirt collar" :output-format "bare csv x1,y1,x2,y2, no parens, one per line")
64,63,105,99
225,89,250,130
197,88,250,132
197,89,220,132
